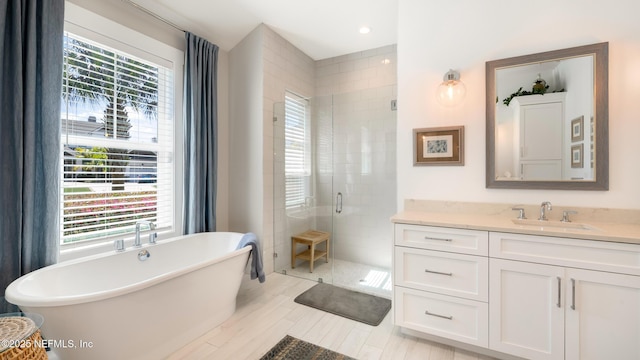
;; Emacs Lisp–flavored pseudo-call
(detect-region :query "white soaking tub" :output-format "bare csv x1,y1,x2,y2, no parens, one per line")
5,232,252,360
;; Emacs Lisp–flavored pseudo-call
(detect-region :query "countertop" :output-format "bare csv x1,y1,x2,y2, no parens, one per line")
391,210,640,245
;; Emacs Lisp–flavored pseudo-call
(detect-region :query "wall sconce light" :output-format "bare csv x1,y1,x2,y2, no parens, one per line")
436,69,466,107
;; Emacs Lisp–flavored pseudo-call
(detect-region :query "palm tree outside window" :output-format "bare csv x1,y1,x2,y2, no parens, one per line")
60,32,174,245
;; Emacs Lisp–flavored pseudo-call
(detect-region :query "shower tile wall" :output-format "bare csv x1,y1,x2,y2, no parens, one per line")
315,45,397,96
272,43,397,272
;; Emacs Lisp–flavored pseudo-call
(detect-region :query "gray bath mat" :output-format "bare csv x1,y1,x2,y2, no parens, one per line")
294,283,391,326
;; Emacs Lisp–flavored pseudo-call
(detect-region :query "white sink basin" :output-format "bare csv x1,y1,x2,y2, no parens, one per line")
511,218,596,231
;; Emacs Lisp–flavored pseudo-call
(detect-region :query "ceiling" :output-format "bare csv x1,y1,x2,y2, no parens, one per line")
128,0,398,60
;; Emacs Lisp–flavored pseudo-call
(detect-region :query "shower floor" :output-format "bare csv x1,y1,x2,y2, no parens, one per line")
282,258,392,299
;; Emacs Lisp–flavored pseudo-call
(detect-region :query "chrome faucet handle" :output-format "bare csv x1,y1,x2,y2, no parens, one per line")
512,207,527,219
114,239,125,252
147,222,157,244
561,210,578,223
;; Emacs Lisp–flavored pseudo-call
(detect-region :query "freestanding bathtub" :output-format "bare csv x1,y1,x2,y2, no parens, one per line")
5,232,252,360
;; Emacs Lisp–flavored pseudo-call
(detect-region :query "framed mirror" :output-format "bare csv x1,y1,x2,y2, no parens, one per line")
486,42,608,190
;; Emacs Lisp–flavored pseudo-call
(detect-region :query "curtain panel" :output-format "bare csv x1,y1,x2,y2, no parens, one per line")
0,0,65,312
183,32,219,234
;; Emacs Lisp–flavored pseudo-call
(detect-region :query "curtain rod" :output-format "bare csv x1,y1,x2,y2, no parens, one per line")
121,0,186,33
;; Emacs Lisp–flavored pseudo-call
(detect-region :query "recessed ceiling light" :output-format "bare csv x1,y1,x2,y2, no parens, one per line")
359,26,371,34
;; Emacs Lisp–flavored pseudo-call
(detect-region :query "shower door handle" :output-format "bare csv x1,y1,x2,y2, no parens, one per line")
335,192,342,214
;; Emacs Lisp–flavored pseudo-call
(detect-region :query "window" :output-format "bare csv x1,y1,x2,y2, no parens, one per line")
60,9,183,247
284,92,311,209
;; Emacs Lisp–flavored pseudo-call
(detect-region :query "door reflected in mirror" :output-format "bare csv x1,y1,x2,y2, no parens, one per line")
486,42,608,190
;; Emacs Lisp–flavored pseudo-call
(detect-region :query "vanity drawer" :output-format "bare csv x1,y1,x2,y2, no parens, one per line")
395,224,489,256
394,286,488,348
490,232,640,276
395,247,488,301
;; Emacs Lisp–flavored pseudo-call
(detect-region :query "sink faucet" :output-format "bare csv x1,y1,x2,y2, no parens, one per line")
538,201,552,221
134,220,155,247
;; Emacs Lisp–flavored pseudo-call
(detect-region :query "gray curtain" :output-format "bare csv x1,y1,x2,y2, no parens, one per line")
0,0,65,312
183,32,218,234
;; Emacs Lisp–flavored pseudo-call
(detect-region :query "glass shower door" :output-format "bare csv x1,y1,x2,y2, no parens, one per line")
328,86,396,297
272,94,334,283
273,86,396,299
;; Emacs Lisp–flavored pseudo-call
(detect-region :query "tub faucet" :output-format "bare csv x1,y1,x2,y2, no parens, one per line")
539,201,552,221
134,221,155,247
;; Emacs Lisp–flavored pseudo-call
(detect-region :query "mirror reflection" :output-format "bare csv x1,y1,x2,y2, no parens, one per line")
486,42,608,190
494,55,594,181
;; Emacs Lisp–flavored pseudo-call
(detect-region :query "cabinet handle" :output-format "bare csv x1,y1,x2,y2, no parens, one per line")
571,278,576,310
557,277,561,308
424,236,452,242
425,269,453,276
425,310,453,320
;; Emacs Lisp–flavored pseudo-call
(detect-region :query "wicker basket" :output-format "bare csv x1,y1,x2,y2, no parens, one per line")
0,317,47,360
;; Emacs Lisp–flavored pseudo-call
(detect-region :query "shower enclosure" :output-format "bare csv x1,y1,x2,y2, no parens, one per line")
273,85,397,297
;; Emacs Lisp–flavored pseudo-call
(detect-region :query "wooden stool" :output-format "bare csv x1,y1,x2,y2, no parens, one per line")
291,230,330,273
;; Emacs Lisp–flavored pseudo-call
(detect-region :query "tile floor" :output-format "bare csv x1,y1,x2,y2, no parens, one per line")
167,273,497,360
283,258,393,298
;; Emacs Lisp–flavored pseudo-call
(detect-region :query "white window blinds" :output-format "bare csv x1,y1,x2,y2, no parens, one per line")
284,93,310,209
61,32,174,245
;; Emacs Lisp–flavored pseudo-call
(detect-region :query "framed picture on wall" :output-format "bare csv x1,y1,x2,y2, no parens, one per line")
571,116,584,142
413,126,464,166
571,143,584,168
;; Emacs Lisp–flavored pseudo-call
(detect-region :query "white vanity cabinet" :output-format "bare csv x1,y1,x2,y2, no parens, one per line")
393,224,489,347
393,221,640,360
489,232,640,360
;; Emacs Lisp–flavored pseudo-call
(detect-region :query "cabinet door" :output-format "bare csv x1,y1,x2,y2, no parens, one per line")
565,268,640,360
489,259,565,360
520,102,563,160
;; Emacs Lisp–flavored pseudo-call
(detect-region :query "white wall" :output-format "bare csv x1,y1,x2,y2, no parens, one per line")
398,0,640,211
66,0,183,49
228,27,264,237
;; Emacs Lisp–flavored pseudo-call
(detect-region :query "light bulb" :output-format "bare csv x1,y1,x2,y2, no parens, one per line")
436,69,466,107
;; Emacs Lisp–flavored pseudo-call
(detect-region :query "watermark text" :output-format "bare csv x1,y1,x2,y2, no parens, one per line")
1,338,94,349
